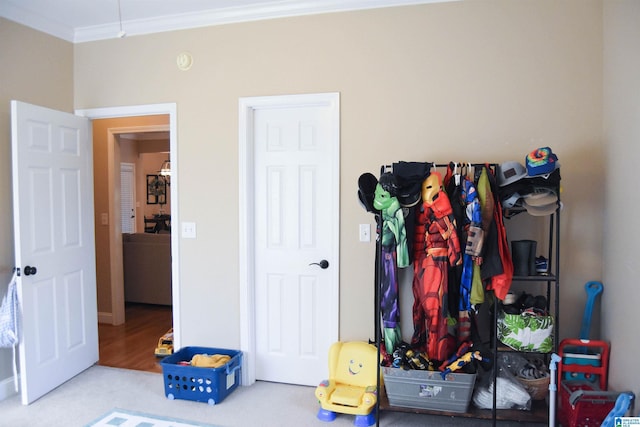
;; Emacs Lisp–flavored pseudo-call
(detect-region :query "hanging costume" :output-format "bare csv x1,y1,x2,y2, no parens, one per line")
0,271,20,391
481,166,514,300
373,174,409,355
392,161,431,265
411,172,462,361
469,165,514,301
444,164,483,344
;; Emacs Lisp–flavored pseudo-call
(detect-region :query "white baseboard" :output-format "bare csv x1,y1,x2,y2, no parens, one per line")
0,375,18,402
98,311,113,324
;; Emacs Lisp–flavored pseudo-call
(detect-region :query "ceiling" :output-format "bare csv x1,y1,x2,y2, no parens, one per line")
0,0,455,43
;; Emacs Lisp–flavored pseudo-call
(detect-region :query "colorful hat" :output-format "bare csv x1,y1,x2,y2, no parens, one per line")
525,147,559,177
498,161,527,187
357,173,378,213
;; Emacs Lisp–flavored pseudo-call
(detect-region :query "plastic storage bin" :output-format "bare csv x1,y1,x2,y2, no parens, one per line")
160,346,242,405
556,339,612,427
558,381,619,427
382,367,476,413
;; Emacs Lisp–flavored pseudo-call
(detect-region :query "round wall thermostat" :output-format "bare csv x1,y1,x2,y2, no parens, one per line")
176,52,193,71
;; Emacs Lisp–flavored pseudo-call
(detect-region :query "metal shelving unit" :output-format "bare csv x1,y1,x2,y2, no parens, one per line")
371,164,560,427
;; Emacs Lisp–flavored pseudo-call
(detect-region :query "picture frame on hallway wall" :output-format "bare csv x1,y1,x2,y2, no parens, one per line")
147,174,165,205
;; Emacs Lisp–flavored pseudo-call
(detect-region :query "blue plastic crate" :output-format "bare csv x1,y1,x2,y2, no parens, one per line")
160,346,242,405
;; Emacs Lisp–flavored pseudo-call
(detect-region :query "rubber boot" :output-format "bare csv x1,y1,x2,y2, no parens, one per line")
511,240,531,276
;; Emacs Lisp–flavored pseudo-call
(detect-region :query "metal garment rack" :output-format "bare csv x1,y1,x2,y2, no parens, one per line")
372,162,558,426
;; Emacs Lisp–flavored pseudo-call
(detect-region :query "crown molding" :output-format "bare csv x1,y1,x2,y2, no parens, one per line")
0,1,74,42
1,0,459,44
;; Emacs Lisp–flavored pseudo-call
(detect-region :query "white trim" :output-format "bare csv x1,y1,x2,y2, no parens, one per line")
75,103,181,350
0,0,459,43
97,311,113,324
238,92,340,386
0,1,74,42
76,0,457,43
0,373,18,401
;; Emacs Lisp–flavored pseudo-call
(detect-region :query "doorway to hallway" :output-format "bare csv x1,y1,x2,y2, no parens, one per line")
76,103,180,371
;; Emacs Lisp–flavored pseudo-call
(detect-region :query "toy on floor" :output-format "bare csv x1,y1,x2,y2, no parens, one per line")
154,328,174,357
556,338,630,427
315,341,380,427
600,392,635,427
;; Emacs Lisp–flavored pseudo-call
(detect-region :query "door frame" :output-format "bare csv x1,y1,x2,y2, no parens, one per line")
75,103,181,349
238,93,340,386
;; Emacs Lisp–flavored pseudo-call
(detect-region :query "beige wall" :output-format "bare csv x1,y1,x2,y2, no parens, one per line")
7,0,639,399
603,0,640,399
0,17,74,396
73,0,604,350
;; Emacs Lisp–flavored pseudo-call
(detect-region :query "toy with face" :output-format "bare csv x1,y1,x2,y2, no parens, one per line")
411,171,462,361
372,174,409,356
373,176,409,265
421,172,441,206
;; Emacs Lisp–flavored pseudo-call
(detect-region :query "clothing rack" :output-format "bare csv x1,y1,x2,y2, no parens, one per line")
373,161,500,427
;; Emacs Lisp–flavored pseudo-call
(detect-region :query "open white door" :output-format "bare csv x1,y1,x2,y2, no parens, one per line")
11,100,98,404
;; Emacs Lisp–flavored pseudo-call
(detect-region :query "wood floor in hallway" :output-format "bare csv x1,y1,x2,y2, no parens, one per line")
98,303,173,373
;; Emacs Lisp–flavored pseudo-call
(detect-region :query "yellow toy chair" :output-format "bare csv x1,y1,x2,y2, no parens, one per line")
315,341,380,427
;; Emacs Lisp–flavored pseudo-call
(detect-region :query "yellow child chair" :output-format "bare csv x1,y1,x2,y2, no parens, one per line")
315,341,380,427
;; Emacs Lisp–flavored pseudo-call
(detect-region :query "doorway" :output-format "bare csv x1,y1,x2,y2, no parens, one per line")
75,103,180,371
100,129,172,372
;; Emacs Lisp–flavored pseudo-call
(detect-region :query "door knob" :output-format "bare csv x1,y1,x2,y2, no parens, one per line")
309,260,329,269
24,265,37,276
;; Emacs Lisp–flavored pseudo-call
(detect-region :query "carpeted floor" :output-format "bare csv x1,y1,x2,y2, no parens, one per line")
0,365,546,427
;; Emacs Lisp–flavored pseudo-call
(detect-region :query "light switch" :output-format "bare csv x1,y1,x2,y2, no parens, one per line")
182,222,196,239
101,213,109,225
359,224,370,242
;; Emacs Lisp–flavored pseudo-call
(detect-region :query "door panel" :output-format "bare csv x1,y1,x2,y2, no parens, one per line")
253,99,338,386
11,100,98,404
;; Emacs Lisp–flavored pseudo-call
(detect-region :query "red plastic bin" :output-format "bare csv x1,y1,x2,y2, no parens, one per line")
556,339,611,427
558,381,619,427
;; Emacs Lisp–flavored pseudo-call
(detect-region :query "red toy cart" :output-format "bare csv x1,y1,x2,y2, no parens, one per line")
556,339,616,427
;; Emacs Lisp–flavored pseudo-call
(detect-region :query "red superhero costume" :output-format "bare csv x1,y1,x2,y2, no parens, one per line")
411,172,462,361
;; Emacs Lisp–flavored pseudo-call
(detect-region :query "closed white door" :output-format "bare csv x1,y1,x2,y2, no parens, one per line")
244,93,340,386
120,163,135,233
11,100,98,404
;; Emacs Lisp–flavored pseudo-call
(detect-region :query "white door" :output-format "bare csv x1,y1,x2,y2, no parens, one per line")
242,93,340,386
120,163,136,233
11,101,98,404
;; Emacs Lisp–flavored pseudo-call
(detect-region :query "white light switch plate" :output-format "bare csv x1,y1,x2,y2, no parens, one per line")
182,222,196,239
359,223,370,242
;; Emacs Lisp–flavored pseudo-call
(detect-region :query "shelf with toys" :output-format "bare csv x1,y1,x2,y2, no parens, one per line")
357,148,561,427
